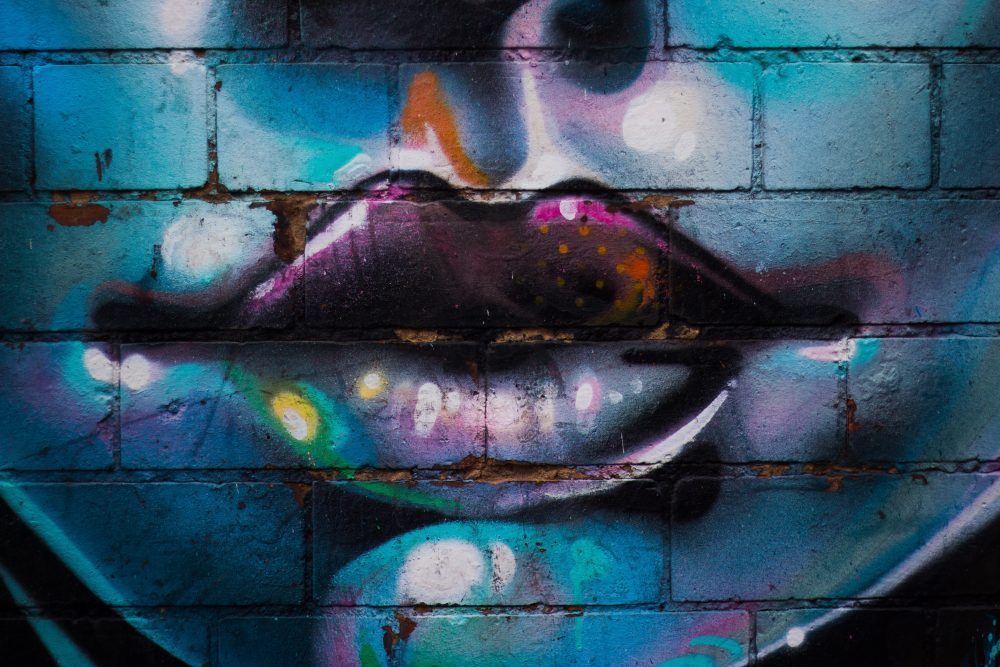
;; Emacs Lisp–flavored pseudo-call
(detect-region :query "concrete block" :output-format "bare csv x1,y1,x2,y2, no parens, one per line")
35,65,208,190
762,64,930,189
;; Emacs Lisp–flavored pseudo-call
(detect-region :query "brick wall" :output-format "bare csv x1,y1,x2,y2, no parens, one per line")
0,1,998,665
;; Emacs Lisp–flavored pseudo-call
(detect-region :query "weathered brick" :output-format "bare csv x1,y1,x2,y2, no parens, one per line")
0,201,287,331
217,65,392,191
756,609,934,666
672,199,1000,324
0,342,115,470
121,342,486,469
671,473,995,601
762,64,931,189
313,481,668,605
0,67,28,190
941,65,1000,188
219,610,748,666
301,0,657,49
35,65,208,190
669,1,1000,47
0,482,304,605
0,0,286,49
847,337,1000,462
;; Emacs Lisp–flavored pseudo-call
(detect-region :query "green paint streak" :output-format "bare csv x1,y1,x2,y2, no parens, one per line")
228,365,463,513
359,642,381,667
355,481,462,513
227,365,353,468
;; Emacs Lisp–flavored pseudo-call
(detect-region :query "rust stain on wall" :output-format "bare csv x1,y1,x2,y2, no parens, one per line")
47,203,111,227
250,195,316,262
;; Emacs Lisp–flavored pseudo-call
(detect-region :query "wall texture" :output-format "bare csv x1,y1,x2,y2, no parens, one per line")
0,1,999,665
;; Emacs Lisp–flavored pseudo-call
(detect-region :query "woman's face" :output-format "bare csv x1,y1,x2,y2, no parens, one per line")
1,1,999,665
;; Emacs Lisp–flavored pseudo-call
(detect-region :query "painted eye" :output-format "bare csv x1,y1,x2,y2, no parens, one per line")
548,0,651,92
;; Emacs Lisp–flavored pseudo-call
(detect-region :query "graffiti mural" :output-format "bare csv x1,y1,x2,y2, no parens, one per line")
0,1,999,665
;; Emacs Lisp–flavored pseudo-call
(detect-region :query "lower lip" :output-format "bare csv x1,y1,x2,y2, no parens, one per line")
116,340,737,511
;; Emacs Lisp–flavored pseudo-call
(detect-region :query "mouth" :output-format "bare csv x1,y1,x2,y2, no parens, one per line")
94,173,854,501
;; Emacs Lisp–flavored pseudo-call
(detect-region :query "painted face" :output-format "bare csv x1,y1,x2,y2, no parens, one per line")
1,1,999,665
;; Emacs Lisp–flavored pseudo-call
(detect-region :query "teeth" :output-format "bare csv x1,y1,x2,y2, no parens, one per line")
574,380,597,411
559,199,578,220
413,382,443,436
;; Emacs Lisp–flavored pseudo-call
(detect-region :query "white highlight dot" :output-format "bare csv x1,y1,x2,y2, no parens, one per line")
363,372,382,390
398,539,485,604
161,213,246,281
333,153,373,184
622,83,678,153
414,382,443,436
575,382,595,411
444,390,462,414
674,131,697,161
488,542,516,593
559,199,578,220
786,627,806,648
630,379,643,394
607,390,623,405
160,0,208,40
121,355,155,391
280,408,310,441
83,348,115,385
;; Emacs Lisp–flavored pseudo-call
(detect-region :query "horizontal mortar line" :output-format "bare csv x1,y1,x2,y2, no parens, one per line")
1,464,996,480
4,598,998,615
5,188,1000,202
1,326,998,341
2,46,1000,59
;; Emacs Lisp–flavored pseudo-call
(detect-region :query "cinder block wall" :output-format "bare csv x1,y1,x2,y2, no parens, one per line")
0,2,998,665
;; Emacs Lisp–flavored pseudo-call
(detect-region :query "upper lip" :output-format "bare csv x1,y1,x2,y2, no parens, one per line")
92,172,855,332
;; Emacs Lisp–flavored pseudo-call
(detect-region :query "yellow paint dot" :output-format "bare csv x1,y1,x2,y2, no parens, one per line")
539,224,549,235
271,391,319,442
579,225,590,237
597,245,607,256
556,276,566,287
575,297,585,307
633,282,645,291
534,295,545,305
616,263,626,273
595,279,605,289
558,243,569,254
357,370,387,399
635,246,646,255
617,228,627,236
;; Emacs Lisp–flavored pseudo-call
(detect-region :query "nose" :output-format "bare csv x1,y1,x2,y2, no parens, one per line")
400,63,529,186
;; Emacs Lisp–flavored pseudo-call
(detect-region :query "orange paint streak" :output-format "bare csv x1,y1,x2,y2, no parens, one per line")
401,71,488,187
619,250,655,305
